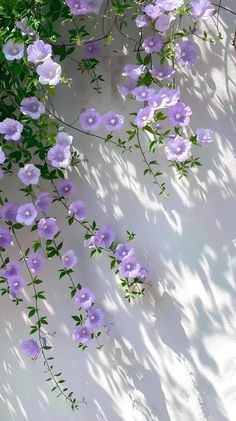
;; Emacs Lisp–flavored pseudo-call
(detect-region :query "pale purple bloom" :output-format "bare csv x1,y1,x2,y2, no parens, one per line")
36,59,61,86
132,85,156,102
149,87,180,109
138,267,149,281
168,102,192,126
0,118,23,141
72,326,92,343
175,40,197,67
0,202,19,222
191,0,216,21
66,0,103,15
38,218,59,240
80,108,102,132
155,13,175,32
28,252,45,274
18,164,40,185
157,0,184,11
0,228,12,249
0,261,21,279
47,144,71,169
94,225,115,248
69,200,87,220
143,35,163,54
87,308,104,329
114,244,134,260
20,97,45,120
102,111,124,131
56,132,73,148
135,107,154,128
118,80,136,97
83,41,101,58
62,249,78,269
75,287,95,309
27,40,52,64
196,128,214,144
3,39,24,60
21,339,40,358
15,17,36,36
56,179,76,197
151,64,175,81
165,135,192,161
8,275,25,296
119,256,141,278
16,203,38,226
135,14,150,28
35,192,52,212
122,65,145,80
0,149,5,164
142,4,162,19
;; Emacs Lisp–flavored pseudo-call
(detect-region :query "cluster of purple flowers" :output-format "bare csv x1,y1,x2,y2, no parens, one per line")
115,244,149,281
0,259,25,298
80,109,125,132
47,132,73,169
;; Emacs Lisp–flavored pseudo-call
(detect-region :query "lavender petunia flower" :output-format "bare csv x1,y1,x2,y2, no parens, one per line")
168,102,192,126
175,40,197,67
69,200,87,220
138,267,149,281
196,128,214,144
156,0,184,11
132,85,156,102
135,14,150,28
56,179,76,197
102,111,125,131
118,256,141,278
0,228,12,249
79,108,102,132
0,118,23,141
0,202,19,222
35,192,52,212
3,39,24,61
114,244,134,261
143,35,163,54
21,339,40,358
36,59,61,85
62,249,78,269
155,13,175,32
8,275,25,296
149,87,180,109
165,135,192,161
47,144,71,169
56,132,73,148
135,107,154,128
27,40,52,64
15,17,36,36
142,4,162,19
18,164,40,185
20,97,45,120
0,149,5,164
66,0,103,15
94,225,115,248
16,203,38,226
151,64,175,81
122,64,145,80
75,287,95,309
83,41,101,58
72,325,92,343
38,218,59,240
28,252,45,274
118,79,137,97
0,261,21,279
87,308,104,329
191,0,216,21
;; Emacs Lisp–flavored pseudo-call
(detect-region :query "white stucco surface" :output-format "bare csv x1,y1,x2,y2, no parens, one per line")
0,2,236,420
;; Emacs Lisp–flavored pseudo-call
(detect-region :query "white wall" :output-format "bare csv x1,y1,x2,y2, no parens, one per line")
1,2,236,420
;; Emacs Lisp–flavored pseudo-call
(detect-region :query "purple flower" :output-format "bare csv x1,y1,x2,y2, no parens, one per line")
74,287,95,309
20,97,45,120
94,225,115,248
56,179,76,197
28,252,45,274
135,107,154,128
118,256,141,278
69,200,87,220
191,0,216,21
122,65,145,80
0,202,19,222
142,4,162,19
0,261,21,279
114,244,134,260
157,0,184,11
47,144,71,169
102,111,124,131
66,0,103,15
118,79,137,97
138,267,149,281
132,85,156,102
143,35,163,54
3,39,24,61
83,41,101,58
0,149,5,165
87,308,104,329
56,132,73,148
155,13,175,32
27,40,52,64
62,249,78,269
18,164,40,185
196,128,214,144
15,17,36,36
16,203,38,226
36,59,61,85
0,228,12,249
135,14,150,28
35,192,52,212
21,339,40,359
8,275,25,296
149,87,180,109
165,135,192,161
151,64,175,81
0,118,23,141
175,40,197,67
38,218,59,240
168,102,192,126
80,108,102,132
72,325,92,344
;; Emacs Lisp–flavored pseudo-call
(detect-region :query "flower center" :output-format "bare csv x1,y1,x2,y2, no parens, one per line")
149,41,154,47
81,294,86,299
159,72,163,76
176,146,181,152
88,118,94,124
32,104,38,111
122,251,126,256
142,116,147,121
141,92,146,97
13,281,18,287
126,264,131,270
25,210,30,216
182,52,186,57
49,70,55,78
64,186,69,192
203,135,208,140
27,171,32,177
43,224,48,230
91,315,95,320
175,113,181,119
12,48,18,55
33,259,37,264
110,118,116,125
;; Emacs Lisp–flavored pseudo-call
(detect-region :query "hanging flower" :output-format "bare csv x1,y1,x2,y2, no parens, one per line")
8,275,25,296
102,111,125,131
79,108,102,132
20,97,45,120
132,85,156,102
143,35,163,54
74,288,95,309
36,59,61,85
168,102,192,126
94,225,115,248
165,136,192,162
175,40,197,67
35,192,52,212
38,218,59,240
0,202,19,222
72,325,92,343
118,256,141,278
62,249,78,269
56,179,76,197
56,132,73,148
151,64,175,81
69,200,87,220
114,244,134,260
0,228,12,249
15,17,36,36
28,252,45,274
18,164,41,185
0,261,21,279
21,339,40,358
0,118,23,141
196,128,214,144
135,107,154,128
16,203,38,226
83,41,101,58
191,0,216,21
87,308,104,329
47,144,71,169
27,40,52,64
2,39,24,60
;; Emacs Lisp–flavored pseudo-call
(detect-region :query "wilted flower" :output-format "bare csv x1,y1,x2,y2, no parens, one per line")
56,179,76,197
35,192,52,212
168,102,192,126
196,128,214,144
151,64,175,81
102,111,125,131
0,118,23,141
0,261,21,279
132,85,156,102
62,249,78,269
38,218,59,240
114,244,134,260
87,308,104,329
16,203,38,226
83,41,101,58
80,108,102,132
69,200,87,220
0,228,12,249
165,135,192,161
21,339,40,358
143,35,163,54
27,40,52,64
20,97,45,120
15,17,36,36
18,164,40,185
3,39,24,60
191,0,216,21
36,59,61,85
8,275,25,296
118,256,141,278
72,325,92,343
175,40,197,67
0,202,19,222
135,107,154,128
75,287,95,309
56,132,73,148
28,252,45,274
122,64,145,80
94,225,115,248
135,14,150,28
47,144,71,169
